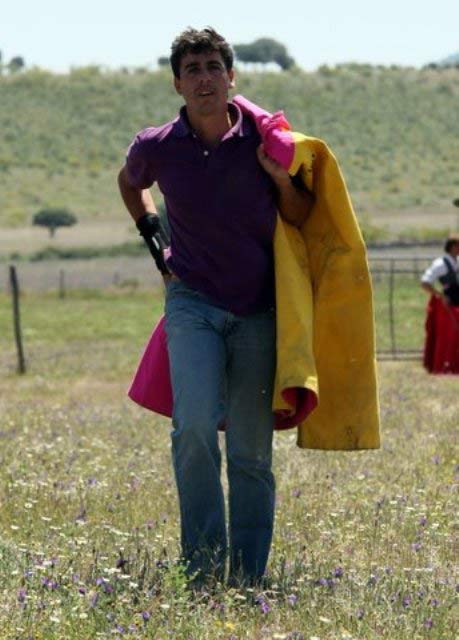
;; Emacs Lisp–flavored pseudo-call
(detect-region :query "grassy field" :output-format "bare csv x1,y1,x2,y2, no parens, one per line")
0,287,457,639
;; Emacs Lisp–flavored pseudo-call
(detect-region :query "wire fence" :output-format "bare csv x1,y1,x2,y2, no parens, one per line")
2,254,436,363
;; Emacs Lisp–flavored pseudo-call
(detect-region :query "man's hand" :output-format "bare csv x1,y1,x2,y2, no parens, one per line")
256,144,290,186
256,144,315,228
136,213,170,275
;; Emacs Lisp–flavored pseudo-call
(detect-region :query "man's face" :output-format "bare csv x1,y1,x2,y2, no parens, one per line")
451,242,459,258
174,51,235,117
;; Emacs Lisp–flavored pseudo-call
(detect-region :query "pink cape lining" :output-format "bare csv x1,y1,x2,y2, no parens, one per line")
128,316,317,430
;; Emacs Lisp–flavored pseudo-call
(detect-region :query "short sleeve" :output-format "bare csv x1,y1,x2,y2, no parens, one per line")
421,257,447,284
124,132,157,189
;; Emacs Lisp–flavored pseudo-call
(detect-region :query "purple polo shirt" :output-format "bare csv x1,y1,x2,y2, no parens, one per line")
125,102,277,315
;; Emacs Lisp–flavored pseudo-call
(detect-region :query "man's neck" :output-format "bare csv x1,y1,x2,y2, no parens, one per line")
187,108,233,149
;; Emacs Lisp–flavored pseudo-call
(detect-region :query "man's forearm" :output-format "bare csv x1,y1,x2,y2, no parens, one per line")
275,176,315,228
117,167,156,222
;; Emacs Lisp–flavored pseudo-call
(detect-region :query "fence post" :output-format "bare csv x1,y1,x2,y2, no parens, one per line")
388,258,396,359
9,265,26,374
59,268,66,298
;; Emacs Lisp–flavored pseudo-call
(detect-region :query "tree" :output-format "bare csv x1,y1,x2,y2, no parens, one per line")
8,56,25,74
157,56,169,68
233,38,295,70
32,208,78,238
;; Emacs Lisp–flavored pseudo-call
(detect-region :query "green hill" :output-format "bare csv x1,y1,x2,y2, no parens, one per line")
0,64,458,228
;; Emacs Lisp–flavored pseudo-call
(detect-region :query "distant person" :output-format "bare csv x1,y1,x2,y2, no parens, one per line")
421,235,459,374
117,27,314,587
421,236,459,306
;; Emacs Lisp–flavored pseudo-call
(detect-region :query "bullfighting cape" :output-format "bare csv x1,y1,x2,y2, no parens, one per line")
128,95,380,450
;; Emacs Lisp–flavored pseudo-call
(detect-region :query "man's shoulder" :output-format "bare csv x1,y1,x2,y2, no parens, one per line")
134,118,179,146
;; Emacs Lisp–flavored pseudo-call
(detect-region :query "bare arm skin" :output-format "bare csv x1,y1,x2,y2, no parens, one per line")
256,144,315,228
117,166,157,222
117,166,172,281
421,281,448,304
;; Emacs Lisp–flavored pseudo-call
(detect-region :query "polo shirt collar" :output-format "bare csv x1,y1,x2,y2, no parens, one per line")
171,101,251,139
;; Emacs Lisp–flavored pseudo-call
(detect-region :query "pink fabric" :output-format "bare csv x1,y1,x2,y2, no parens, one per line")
128,316,173,417
128,317,316,429
232,95,295,171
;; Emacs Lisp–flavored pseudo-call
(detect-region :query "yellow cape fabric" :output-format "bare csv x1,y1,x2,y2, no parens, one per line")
273,132,380,450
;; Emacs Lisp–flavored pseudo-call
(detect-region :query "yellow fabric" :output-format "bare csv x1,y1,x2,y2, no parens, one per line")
273,132,380,450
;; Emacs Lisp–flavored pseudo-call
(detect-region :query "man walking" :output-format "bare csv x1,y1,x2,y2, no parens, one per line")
118,27,314,586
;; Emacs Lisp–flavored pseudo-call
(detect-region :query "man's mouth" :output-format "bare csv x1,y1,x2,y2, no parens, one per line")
197,90,213,97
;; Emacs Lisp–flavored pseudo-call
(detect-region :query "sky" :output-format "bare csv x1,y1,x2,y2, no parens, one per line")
1,0,458,73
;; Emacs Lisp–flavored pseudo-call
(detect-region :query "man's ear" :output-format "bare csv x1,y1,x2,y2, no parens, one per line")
228,69,235,89
174,76,181,95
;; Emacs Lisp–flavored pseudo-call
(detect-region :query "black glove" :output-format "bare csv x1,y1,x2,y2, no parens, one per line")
136,213,170,275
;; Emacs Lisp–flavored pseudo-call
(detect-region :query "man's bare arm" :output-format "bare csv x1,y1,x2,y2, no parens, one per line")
117,166,170,276
117,166,157,222
256,145,314,228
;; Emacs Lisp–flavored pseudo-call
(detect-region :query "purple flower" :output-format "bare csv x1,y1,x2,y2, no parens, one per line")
367,575,378,586
142,611,151,622
424,618,434,629
260,601,270,614
78,587,87,595
287,593,298,606
115,624,125,633
292,488,301,498
428,598,440,607
419,516,427,527
333,566,344,578
411,542,422,552
17,588,27,603
356,608,364,619
315,577,328,587
402,595,411,608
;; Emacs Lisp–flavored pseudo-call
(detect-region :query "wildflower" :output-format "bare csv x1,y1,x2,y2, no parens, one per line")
256,597,270,614
17,588,27,603
292,488,301,498
419,516,427,526
402,595,411,608
424,618,434,629
356,608,364,619
333,566,344,578
367,575,377,586
314,577,328,587
142,611,151,622
428,598,440,607
411,542,422,552
78,587,87,595
287,593,298,606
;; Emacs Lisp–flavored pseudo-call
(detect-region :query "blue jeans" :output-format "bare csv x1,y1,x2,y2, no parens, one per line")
164,280,276,583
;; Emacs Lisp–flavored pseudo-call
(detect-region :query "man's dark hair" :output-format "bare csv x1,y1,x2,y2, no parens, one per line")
444,235,459,253
170,27,234,78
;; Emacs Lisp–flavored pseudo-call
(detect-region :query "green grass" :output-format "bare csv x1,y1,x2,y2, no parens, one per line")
0,287,456,639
